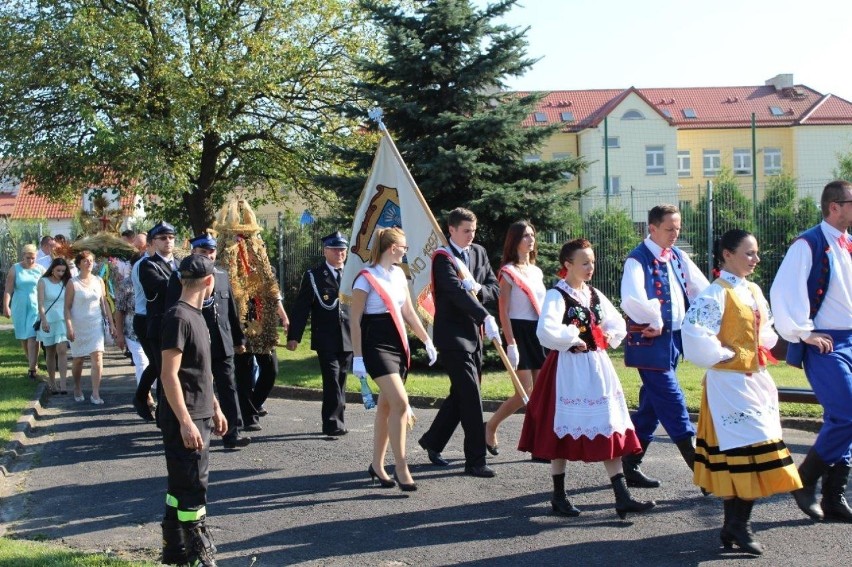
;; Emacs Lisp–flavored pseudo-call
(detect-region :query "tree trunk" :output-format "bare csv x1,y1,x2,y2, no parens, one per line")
184,131,222,234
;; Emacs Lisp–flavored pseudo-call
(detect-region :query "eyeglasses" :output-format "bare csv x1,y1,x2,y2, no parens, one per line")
396,245,409,252
834,200,852,205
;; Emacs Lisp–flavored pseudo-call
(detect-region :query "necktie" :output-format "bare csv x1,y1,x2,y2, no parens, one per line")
462,249,471,269
335,268,341,285
660,248,672,262
838,234,852,252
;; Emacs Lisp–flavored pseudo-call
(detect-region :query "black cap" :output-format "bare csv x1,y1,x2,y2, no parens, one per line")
189,233,217,249
322,231,348,249
177,255,214,279
147,221,176,239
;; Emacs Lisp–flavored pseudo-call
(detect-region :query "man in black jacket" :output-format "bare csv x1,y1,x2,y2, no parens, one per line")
135,221,179,423
418,208,501,477
286,231,352,436
166,233,250,450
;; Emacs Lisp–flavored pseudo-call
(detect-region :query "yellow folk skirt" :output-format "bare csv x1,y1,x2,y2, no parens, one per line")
694,386,802,499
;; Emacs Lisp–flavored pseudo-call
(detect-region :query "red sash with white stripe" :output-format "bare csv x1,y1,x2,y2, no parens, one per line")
358,268,410,368
498,264,541,317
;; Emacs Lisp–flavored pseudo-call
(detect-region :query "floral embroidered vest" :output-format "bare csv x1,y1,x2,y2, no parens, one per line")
555,286,606,351
712,279,767,373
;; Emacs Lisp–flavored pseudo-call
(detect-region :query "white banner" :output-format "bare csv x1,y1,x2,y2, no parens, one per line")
340,133,446,324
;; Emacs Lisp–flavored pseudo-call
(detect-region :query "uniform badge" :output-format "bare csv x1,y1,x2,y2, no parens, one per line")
323,294,330,300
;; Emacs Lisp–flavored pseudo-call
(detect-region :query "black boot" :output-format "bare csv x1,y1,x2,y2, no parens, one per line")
550,473,580,517
183,519,217,567
610,473,656,519
719,498,736,549
821,462,852,522
792,448,827,521
722,498,764,555
675,437,696,471
622,439,661,488
160,509,187,565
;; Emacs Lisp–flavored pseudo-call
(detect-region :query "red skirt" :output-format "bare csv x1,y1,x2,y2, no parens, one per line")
517,351,641,462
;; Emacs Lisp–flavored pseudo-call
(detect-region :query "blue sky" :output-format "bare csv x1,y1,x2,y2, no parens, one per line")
475,0,852,100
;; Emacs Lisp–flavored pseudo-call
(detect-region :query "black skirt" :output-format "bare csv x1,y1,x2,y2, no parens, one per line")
361,313,408,381
511,318,546,371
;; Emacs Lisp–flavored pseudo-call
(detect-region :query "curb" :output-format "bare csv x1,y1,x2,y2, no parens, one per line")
0,382,49,478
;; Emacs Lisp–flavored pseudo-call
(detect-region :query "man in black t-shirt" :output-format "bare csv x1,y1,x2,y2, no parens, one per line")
159,254,226,567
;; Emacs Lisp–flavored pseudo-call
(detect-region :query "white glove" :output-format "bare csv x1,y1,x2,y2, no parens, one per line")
483,315,500,341
506,343,520,369
353,356,367,378
424,339,438,366
462,278,482,295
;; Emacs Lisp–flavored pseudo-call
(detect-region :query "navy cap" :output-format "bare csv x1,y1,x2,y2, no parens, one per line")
189,233,217,249
322,231,348,249
147,221,176,239
177,255,214,279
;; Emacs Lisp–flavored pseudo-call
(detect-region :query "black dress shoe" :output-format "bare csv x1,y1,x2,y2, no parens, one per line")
418,439,449,466
132,395,155,422
223,434,251,449
257,406,268,417
244,423,263,432
465,464,495,478
326,428,348,436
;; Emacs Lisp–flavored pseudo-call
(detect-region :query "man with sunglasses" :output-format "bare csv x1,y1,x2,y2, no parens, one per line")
771,179,852,523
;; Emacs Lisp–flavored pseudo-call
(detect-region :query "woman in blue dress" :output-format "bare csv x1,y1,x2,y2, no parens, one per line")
3,244,45,379
37,258,72,394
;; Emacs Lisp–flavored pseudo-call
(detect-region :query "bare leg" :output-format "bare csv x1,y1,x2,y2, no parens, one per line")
56,342,68,392
44,344,57,390
374,374,413,485
26,338,40,372
550,458,567,476
603,458,623,478
486,369,536,447
72,357,84,397
371,394,392,480
90,351,103,400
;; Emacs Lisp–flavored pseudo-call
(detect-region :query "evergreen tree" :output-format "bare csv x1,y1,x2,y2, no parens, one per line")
324,0,587,254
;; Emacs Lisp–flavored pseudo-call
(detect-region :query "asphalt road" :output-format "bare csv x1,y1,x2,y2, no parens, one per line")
0,352,849,567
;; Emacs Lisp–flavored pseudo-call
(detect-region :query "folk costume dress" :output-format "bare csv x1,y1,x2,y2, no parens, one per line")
682,271,801,498
518,280,640,462
498,263,547,370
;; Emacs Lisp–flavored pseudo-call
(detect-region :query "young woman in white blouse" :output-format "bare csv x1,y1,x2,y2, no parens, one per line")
682,229,801,555
350,227,437,492
486,220,546,455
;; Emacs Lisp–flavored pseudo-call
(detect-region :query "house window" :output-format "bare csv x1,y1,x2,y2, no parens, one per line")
683,108,698,119
552,152,574,181
661,109,672,119
534,112,548,123
523,154,541,163
678,150,691,177
622,110,644,120
703,150,721,176
646,145,665,175
603,136,620,148
764,148,782,175
560,111,575,122
733,149,752,175
604,176,621,196
769,106,785,116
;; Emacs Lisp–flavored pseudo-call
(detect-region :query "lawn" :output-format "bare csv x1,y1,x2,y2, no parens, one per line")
276,325,822,418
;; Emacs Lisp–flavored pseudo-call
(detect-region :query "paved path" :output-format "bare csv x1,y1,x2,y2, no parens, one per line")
0,350,849,566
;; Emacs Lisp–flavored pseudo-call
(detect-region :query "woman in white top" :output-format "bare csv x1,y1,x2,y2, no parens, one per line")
37,258,72,394
64,250,117,404
485,220,546,455
351,227,437,491
682,229,801,555
518,239,654,519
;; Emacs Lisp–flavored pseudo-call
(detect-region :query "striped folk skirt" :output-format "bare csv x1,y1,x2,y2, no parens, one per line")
694,387,802,499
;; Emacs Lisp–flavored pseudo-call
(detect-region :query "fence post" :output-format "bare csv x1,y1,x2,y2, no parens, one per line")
277,211,284,296
706,180,714,276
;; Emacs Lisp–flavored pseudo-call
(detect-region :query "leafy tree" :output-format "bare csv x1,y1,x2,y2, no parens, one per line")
582,209,641,302
322,0,588,255
0,0,383,233
833,148,852,182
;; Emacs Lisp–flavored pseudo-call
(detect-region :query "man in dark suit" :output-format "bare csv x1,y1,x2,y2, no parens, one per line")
286,231,352,436
418,208,501,477
135,221,180,422
166,233,250,450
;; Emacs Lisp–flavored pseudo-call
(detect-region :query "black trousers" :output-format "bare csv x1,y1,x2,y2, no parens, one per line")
162,414,211,521
133,314,159,400
234,352,277,428
318,350,352,434
211,354,242,434
419,347,486,468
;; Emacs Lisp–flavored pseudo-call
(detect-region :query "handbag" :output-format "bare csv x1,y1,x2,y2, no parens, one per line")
34,281,67,332
103,317,115,347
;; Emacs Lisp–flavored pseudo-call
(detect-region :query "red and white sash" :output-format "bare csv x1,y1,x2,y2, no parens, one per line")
498,264,541,316
358,268,410,367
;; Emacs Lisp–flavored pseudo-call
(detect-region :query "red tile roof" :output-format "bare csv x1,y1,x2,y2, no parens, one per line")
522,83,852,130
0,193,16,217
11,181,138,220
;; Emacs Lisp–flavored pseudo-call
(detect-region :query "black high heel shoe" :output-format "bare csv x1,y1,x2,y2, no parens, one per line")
393,471,418,492
484,421,499,456
368,464,396,488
